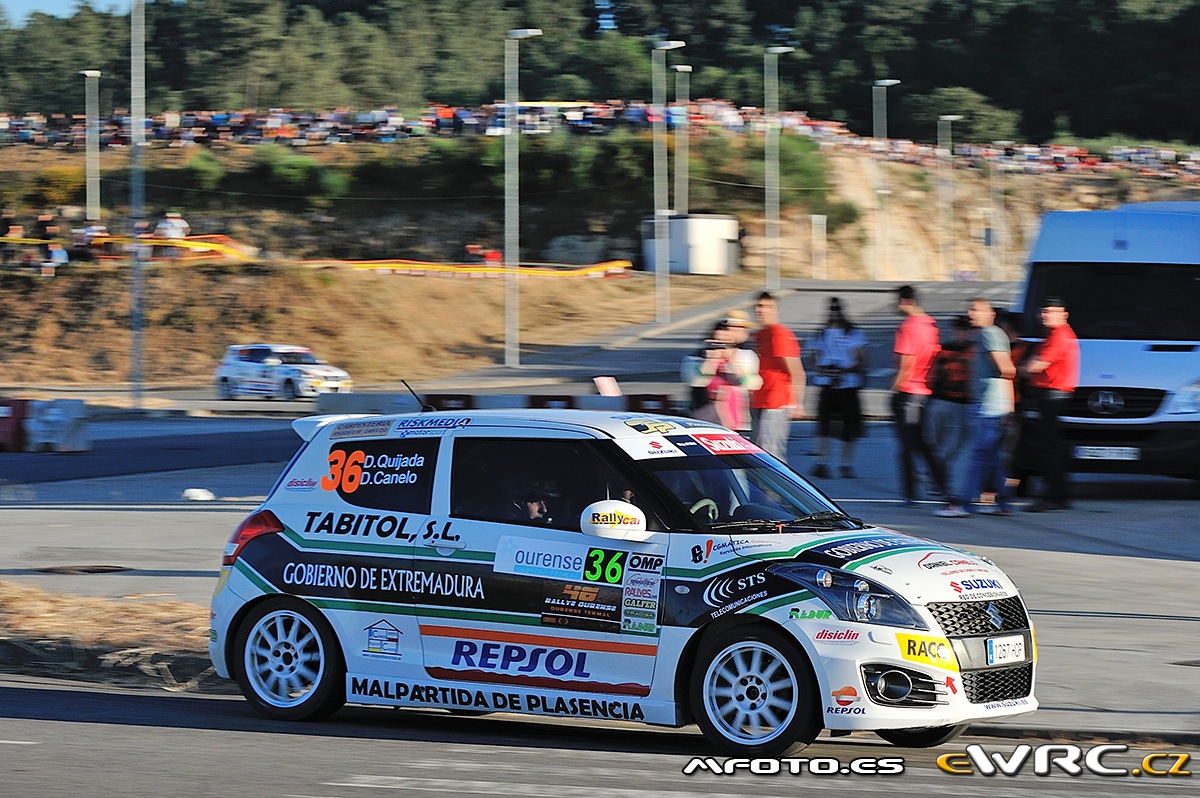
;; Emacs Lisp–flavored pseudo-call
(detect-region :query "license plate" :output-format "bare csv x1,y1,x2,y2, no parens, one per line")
1073,446,1140,461
986,635,1026,666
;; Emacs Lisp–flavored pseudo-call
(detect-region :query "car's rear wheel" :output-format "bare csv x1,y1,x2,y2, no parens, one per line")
281,380,298,402
233,598,344,721
218,378,235,400
875,723,970,748
690,625,820,757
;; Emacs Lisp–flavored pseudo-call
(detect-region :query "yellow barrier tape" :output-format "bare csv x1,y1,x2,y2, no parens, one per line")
338,259,632,277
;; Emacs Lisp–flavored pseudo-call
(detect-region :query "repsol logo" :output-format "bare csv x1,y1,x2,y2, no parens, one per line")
450,640,592,678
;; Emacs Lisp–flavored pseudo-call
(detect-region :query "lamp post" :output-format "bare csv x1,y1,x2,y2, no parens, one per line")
652,40,684,324
79,70,102,222
504,28,541,368
872,79,899,281
672,64,691,216
938,114,963,280
130,1,146,411
764,45,793,291
991,140,1014,281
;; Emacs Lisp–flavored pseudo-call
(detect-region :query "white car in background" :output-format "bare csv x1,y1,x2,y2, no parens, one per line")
214,344,353,401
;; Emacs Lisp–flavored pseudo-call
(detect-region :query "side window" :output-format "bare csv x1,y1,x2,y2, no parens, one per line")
319,437,439,514
451,438,642,532
237,347,254,361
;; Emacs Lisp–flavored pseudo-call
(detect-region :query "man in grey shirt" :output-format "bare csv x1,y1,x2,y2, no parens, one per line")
935,298,1016,517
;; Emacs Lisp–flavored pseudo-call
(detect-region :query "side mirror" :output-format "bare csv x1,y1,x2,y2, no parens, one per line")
263,357,282,366
580,500,654,542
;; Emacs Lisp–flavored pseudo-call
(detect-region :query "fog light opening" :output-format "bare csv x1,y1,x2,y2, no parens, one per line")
877,669,914,703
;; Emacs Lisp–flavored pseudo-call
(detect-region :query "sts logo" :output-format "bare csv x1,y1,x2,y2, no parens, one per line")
702,572,767,608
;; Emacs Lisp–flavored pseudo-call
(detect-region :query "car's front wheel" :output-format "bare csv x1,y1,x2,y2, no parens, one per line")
218,378,235,400
690,625,820,757
281,380,298,402
233,598,344,721
875,724,970,748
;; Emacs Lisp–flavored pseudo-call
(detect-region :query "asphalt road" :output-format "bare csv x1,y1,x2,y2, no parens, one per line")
1,677,1193,798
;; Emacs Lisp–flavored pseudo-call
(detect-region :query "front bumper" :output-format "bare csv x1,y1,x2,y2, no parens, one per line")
1014,417,1200,476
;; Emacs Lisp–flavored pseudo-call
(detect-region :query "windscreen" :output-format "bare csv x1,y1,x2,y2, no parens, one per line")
279,351,319,365
636,453,846,530
1022,262,1200,340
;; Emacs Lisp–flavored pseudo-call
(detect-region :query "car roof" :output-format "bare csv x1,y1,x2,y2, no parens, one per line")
291,409,726,443
227,343,313,352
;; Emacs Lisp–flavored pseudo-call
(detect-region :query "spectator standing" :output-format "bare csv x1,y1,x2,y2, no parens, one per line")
32,211,58,261
890,285,949,506
807,297,868,478
1021,297,1080,512
155,211,190,259
751,291,805,462
937,298,1016,516
681,320,757,433
925,315,975,493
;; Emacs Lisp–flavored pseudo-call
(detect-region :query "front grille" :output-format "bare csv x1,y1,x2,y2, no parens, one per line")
927,596,1029,637
1067,387,1165,419
963,663,1033,704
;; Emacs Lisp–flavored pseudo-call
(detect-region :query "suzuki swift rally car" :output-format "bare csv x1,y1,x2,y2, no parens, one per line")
209,410,1036,755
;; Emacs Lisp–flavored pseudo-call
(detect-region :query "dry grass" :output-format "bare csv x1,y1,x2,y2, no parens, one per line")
0,580,210,654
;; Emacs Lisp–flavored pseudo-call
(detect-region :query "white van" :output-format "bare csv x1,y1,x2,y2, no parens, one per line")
1013,202,1200,483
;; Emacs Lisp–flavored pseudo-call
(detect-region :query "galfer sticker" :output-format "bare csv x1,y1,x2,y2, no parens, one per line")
614,436,686,460
692,432,763,455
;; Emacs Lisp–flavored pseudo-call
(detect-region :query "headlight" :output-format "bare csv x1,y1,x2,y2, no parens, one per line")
1166,379,1200,415
770,563,927,629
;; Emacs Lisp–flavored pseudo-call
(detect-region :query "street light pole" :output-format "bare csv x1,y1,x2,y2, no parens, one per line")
653,40,684,324
504,28,542,368
872,79,899,281
938,114,963,280
992,140,1014,281
130,1,146,411
672,64,691,216
79,70,102,222
765,45,793,291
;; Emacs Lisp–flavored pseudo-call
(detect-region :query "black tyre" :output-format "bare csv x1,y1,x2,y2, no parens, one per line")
689,625,820,757
218,378,235,400
281,380,298,402
875,723,970,748
233,597,345,721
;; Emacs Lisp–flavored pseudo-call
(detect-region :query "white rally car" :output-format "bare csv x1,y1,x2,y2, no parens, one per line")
209,410,1036,755
214,344,353,401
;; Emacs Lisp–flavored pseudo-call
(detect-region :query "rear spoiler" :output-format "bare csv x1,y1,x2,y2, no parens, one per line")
290,414,379,442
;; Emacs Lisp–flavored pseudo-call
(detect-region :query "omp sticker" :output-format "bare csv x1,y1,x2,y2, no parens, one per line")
896,633,960,671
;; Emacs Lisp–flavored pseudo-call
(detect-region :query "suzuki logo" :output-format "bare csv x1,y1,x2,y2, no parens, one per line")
985,603,1004,630
1087,390,1124,415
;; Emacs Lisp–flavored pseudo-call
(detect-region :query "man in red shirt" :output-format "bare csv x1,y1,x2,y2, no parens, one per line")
751,291,805,462
1022,296,1080,511
891,285,949,506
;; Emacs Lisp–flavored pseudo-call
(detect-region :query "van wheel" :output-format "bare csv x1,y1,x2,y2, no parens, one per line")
690,625,820,757
282,380,298,402
218,378,235,400
875,723,970,748
233,598,344,721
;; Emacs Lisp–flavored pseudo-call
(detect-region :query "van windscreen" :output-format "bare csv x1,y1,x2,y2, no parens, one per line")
1022,262,1200,340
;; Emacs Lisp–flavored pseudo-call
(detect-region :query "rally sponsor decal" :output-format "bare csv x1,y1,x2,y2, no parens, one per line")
623,418,679,434
419,625,655,696
621,572,662,634
813,628,861,645
827,685,866,715
702,571,767,608
284,476,319,492
330,419,393,440
692,432,763,456
614,436,686,460
347,676,647,721
805,534,925,564
788,607,833,620
321,438,439,513
363,619,403,659
541,582,622,632
950,578,1009,600
896,633,959,671
917,552,991,576
494,536,587,581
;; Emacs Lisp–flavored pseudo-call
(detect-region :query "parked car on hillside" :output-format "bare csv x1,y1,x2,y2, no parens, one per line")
214,344,352,401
